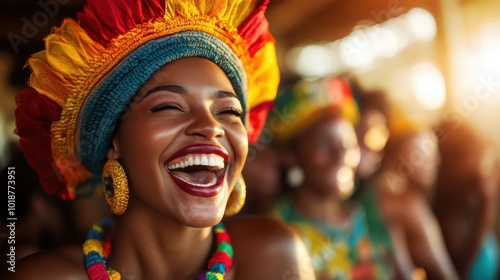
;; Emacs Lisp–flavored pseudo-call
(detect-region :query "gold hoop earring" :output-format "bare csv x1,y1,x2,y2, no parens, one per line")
224,176,246,217
102,159,129,215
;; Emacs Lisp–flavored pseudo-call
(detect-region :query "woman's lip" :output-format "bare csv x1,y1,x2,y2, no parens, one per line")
165,144,229,197
169,172,225,197
166,144,230,164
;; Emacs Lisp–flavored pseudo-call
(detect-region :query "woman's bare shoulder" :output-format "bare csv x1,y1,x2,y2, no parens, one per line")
1,244,87,280
225,216,315,280
226,215,298,242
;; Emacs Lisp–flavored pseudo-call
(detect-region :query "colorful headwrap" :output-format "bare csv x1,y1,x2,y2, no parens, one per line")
15,0,279,199
271,77,358,144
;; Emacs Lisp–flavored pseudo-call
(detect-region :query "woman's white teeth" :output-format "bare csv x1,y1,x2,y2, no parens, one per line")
168,154,224,170
201,155,208,166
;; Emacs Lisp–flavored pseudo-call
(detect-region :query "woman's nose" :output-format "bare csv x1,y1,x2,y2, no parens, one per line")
185,109,225,139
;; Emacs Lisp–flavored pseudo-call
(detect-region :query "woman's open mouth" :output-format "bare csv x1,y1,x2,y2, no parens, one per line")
165,145,229,197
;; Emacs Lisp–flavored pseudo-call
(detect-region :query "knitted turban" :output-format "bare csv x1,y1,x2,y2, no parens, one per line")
271,77,358,144
15,0,279,199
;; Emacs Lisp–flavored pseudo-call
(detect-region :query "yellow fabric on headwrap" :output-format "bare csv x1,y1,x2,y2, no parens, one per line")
247,41,280,109
29,20,104,107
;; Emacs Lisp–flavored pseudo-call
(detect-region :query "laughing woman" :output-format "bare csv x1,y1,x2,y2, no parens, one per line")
2,0,315,279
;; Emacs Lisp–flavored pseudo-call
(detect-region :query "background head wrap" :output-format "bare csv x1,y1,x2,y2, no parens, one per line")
271,77,358,144
15,0,279,199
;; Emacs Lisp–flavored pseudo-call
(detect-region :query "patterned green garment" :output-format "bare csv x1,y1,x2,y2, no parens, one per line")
272,189,395,280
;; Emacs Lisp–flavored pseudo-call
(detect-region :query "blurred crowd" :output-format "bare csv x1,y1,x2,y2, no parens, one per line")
239,76,500,280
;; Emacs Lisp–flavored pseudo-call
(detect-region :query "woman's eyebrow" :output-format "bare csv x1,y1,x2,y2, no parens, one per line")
137,85,185,102
214,90,238,99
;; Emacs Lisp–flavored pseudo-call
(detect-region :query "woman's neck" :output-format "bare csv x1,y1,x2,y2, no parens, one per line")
107,203,214,279
292,186,352,228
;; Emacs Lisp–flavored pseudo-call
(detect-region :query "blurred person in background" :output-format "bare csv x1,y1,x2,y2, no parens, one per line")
271,77,396,280
433,118,499,280
349,81,391,185
347,81,391,228
374,116,459,280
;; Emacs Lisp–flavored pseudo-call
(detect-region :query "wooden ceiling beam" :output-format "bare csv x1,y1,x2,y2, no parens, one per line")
266,0,337,38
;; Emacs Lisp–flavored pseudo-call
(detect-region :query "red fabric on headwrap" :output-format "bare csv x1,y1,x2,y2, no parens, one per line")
15,88,70,199
77,0,165,46
327,77,352,105
247,101,274,143
238,0,274,57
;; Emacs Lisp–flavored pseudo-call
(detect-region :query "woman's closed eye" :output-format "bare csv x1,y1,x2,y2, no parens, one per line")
150,102,182,113
219,107,243,117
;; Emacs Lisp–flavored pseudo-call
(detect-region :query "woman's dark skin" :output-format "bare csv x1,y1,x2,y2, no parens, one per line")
2,57,315,280
433,120,498,277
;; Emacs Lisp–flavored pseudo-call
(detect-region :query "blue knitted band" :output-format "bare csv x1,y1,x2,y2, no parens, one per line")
78,31,247,183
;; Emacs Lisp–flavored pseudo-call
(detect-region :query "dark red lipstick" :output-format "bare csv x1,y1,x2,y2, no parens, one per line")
165,144,229,197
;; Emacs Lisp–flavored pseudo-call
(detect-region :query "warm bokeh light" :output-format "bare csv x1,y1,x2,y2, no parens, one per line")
339,28,377,69
405,8,437,42
287,8,437,78
475,23,500,74
337,166,354,184
371,23,402,58
364,124,390,152
286,44,337,78
410,62,447,110
337,166,355,198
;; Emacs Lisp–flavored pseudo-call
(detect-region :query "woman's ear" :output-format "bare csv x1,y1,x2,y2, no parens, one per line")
107,136,121,160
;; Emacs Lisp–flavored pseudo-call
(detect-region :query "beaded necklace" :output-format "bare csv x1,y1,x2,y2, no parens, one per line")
83,219,234,280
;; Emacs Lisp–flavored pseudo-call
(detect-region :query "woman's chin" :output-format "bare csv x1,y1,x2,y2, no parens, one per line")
178,207,225,228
